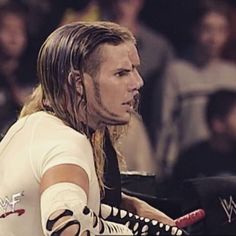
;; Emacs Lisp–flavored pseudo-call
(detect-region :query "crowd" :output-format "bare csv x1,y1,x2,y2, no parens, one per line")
1,0,236,235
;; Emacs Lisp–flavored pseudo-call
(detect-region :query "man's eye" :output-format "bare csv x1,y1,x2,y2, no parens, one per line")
115,70,129,77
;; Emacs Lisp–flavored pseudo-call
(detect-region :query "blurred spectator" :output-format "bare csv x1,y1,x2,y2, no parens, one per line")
171,89,236,191
156,0,236,178
118,113,156,174
223,1,236,63
60,0,100,25
101,0,174,148
15,1,85,71
0,2,33,136
20,0,65,38
0,0,7,5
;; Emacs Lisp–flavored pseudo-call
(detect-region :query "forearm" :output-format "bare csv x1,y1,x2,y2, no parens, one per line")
121,192,175,225
120,192,138,214
41,183,132,235
101,204,187,235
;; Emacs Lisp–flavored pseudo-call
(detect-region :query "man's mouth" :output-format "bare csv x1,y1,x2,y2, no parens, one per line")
123,100,132,105
122,94,139,110
122,100,134,109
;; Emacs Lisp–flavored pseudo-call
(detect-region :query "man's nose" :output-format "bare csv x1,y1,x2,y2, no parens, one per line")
129,71,144,91
137,72,144,89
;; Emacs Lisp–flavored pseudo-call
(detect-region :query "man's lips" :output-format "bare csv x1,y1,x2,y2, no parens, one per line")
122,93,139,106
122,100,133,106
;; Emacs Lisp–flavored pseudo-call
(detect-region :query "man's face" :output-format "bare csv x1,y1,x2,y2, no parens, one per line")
83,42,143,127
196,11,229,58
0,13,27,59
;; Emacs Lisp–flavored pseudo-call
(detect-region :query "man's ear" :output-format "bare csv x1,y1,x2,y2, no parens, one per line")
68,71,83,95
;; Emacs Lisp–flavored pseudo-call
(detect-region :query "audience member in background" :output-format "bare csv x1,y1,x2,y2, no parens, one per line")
101,0,174,148
19,0,90,74
60,0,100,25
0,2,33,136
118,113,156,174
222,0,236,63
169,89,236,196
156,0,236,179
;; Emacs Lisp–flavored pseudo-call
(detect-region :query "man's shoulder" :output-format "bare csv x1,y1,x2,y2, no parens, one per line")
28,111,89,145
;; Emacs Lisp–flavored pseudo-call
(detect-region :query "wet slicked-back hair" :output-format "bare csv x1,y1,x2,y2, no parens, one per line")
21,21,135,193
37,21,135,131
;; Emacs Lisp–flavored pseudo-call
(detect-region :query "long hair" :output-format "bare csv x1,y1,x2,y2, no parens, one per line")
20,21,136,193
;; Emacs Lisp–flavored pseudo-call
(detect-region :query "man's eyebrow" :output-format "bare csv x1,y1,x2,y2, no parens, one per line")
114,67,132,72
112,61,140,72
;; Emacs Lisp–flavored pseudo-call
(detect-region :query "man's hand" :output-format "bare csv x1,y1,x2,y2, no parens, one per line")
121,193,175,226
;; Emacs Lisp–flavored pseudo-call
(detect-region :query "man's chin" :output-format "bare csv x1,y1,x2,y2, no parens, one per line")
109,119,129,126
105,115,131,126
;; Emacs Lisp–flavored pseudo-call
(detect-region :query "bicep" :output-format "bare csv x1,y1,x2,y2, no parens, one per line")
40,164,132,236
40,164,89,235
40,164,89,196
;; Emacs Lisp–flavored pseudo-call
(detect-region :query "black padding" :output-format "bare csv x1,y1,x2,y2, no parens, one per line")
181,176,236,235
46,209,73,231
51,220,80,236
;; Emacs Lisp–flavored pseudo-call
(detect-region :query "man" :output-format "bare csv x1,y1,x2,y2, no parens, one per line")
166,90,236,235
0,22,185,235
157,0,236,178
172,89,236,182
